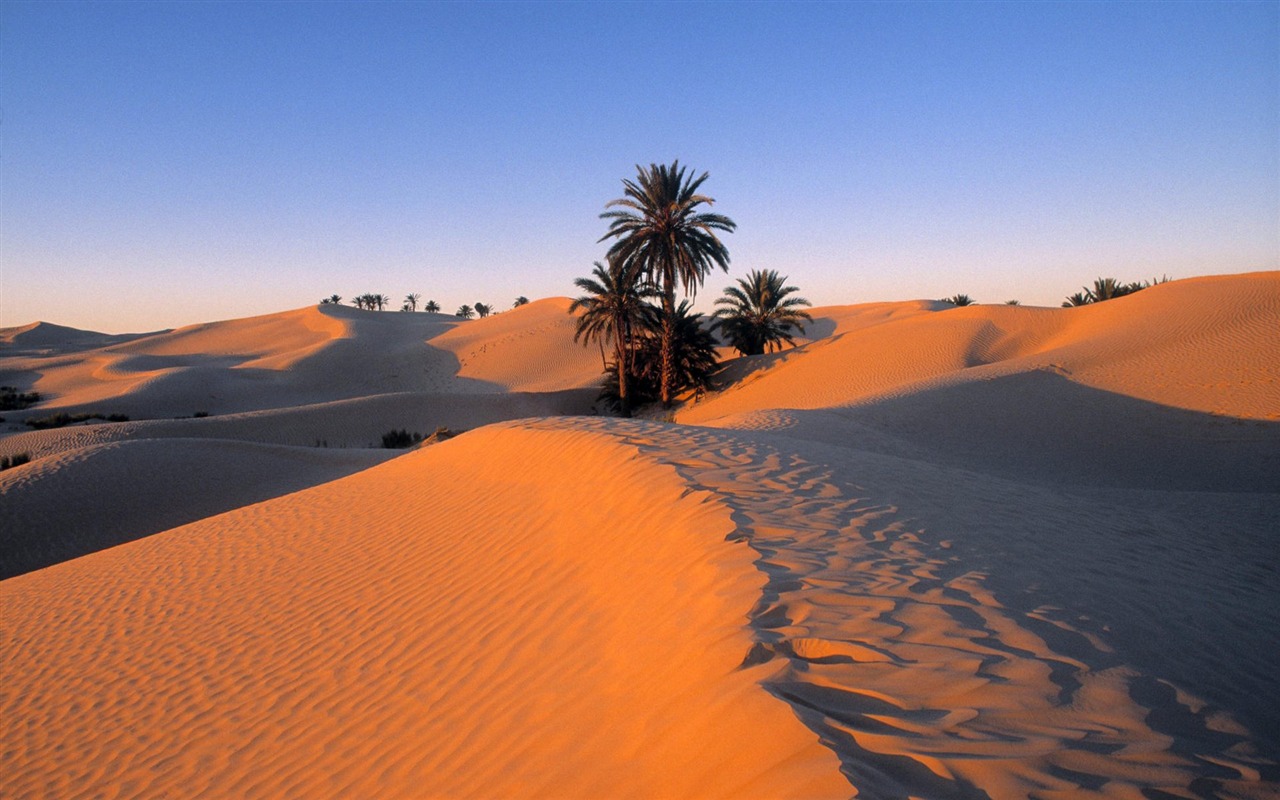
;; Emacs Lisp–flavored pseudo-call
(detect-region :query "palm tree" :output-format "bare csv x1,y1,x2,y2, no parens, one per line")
1062,291,1092,307
944,294,975,306
569,259,660,416
373,293,389,311
474,302,492,318
405,293,421,312
424,300,440,313
513,296,530,307
1005,299,1021,305
609,300,718,409
712,269,813,357
1088,277,1130,303
600,160,736,407
456,304,474,319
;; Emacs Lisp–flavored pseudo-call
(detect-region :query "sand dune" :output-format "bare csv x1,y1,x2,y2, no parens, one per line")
0,438,395,579
1,423,847,799
2,271,1277,798
684,272,1280,489
0,300,601,422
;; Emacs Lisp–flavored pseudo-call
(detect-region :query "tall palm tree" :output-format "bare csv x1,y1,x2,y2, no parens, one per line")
600,160,736,407
569,259,660,416
405,293,421,312
712,269,813,357
424,300,440,313
456,304,474,319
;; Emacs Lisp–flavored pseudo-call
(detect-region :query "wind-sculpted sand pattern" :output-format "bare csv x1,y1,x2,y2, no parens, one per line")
551,417,1276,799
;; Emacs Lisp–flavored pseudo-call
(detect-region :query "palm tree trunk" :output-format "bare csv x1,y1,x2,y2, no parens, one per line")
660,287,676,408
615,333,631,418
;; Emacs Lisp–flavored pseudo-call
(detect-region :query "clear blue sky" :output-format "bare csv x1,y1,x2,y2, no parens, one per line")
2,1,1276,332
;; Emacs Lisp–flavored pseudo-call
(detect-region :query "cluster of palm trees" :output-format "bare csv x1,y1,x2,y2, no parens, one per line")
456,302,500,319
322,294,531,315
1062,276,1170,307
571,161,813,416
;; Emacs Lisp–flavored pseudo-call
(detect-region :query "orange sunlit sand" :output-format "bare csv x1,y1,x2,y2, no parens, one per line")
2,272,1278,798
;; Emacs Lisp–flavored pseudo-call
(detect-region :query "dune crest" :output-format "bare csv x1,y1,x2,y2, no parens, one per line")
1,423,847,799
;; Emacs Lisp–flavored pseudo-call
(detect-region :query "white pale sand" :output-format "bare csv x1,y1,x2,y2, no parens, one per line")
1,272,1277,798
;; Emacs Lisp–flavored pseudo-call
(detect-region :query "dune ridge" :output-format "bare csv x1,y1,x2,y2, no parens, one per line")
1,422,847,799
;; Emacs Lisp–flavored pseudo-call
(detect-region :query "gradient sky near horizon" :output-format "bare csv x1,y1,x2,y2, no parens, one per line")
2,1,1276,333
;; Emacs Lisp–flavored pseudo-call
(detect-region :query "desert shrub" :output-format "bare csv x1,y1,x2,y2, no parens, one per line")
0,387,40,411
25,412,129,430
0,452,31,471
381,429,424,449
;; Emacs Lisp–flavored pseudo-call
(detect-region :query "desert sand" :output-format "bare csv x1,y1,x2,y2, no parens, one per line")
2,272,1277,798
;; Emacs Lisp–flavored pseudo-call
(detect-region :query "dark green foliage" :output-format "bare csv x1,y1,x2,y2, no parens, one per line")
570,259,661,416
599,160,736,406
943,294,975,306
598,301,719,412
456,305,474,319
474,302,492,318
381,429,424,449
0,452,31,471
1,387,41,411
713,269,813,357
25,412,129,430
1063,276,1171,307
353,293,389,311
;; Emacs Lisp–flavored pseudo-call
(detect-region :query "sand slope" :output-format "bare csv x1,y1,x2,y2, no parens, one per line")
1,422,847,799
683,272,1280,490
0,438,394,579
0,299,600,423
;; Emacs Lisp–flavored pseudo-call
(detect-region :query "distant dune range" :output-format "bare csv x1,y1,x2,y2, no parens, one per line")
2,272,1277,798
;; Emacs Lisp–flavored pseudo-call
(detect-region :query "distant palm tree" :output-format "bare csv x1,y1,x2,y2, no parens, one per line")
944,294,975,306
456,304,474,319
600,160,736,407
474,302,492,318
352,295,366,310
373,293,389,311
712,269,813,357
1062,291,1091,307
570,259,660,416
1088,277,1130,303
513,296,530,307
405,293,421,312
1005,299,1021,305
424,300,440,313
